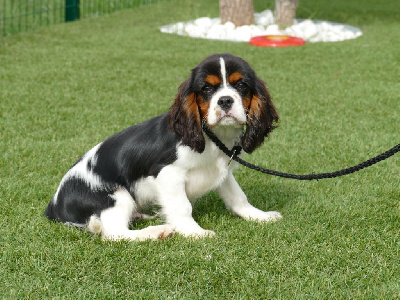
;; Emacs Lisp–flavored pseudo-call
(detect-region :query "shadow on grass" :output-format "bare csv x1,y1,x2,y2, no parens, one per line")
191,180,301,220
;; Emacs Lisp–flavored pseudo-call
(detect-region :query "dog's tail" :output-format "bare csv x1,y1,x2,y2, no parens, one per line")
45,199,101,233
44,198,57,221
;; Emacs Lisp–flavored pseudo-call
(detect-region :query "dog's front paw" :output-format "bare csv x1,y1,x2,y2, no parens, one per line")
239,208,283,223
185,229,216,239
170,218,216,239
136,225,175,241
176,227,216,239
252,211,282,223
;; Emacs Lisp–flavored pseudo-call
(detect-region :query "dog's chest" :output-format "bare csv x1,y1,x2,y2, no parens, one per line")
133,143,233,206
185,156,230,200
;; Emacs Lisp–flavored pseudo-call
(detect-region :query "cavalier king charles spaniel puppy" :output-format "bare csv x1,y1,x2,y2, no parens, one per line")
45,53,281,241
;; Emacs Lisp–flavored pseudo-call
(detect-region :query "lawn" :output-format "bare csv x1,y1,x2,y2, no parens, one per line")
1,0,399,298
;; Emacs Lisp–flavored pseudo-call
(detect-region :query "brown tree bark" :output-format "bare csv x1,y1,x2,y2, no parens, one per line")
275,0,299,28
219,0,254,26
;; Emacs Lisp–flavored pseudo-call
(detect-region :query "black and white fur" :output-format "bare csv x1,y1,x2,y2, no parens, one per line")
45,53,282,241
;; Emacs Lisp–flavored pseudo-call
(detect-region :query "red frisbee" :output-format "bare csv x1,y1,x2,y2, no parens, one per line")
249,35,305,47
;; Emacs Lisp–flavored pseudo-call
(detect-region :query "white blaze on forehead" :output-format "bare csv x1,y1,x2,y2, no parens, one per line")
219,57,227,88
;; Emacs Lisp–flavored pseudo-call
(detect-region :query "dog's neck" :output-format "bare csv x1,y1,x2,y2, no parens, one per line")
203,122,243,150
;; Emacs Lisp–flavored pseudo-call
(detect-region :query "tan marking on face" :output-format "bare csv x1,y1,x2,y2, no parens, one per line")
205,75,221,86
184,93,201,123
228,72,243,84
242,94,252,112
248,95,264,119
196,94,211,122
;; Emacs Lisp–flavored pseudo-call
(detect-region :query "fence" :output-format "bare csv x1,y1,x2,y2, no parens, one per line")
0,0,164,38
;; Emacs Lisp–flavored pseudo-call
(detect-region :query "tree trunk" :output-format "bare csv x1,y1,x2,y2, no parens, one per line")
219,0,254,27
275,0,299,28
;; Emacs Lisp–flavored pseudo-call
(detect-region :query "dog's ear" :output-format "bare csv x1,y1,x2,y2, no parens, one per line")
168,79,205,153
242,78,279,153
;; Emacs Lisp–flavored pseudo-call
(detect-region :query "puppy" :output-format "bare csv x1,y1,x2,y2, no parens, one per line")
45,53,281,241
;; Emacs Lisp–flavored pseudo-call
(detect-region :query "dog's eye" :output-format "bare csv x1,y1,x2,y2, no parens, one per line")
202,84,214,94
235,81,248,91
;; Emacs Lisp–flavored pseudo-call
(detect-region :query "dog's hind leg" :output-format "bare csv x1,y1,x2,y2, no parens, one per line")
92,189,174,241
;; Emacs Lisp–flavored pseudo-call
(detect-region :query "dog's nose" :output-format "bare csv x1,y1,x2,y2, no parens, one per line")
218,96,234,111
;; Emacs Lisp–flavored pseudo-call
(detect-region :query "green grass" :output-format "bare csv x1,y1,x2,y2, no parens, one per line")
0,0,166,37
1,0,400,298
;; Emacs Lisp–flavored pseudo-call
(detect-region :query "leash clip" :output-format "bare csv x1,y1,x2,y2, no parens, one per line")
228,146,242,166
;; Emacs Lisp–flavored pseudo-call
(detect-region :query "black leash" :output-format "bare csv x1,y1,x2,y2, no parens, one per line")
202,123,400,180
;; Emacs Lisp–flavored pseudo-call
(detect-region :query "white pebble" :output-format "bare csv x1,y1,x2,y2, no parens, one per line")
159,9,363,43
194,17,212,28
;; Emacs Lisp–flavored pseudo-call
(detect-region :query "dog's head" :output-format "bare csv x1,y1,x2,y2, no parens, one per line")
169,53,279,153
